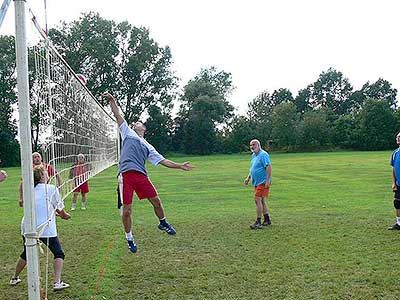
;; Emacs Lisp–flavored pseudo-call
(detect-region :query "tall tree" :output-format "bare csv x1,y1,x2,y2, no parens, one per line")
309,68,353,115
271,102,298,150
177,67,234,154
271,88,294,106
247,90,273,143
144,105,173,154
361,78,397,108
49,12,179,124
356,98,397,150
0,35,20,166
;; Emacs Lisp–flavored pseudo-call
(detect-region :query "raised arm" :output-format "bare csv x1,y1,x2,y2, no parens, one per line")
159,159,193,171
102,92,125,126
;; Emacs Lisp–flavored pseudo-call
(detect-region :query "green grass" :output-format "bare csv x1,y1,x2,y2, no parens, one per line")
1,151,398,299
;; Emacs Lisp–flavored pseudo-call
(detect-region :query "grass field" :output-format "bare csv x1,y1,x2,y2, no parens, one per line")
1,151,398,300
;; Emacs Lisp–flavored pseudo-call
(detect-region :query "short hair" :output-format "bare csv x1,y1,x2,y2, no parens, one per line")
33,165,46,187
32,152,42,159
250,139,261,147
77,153,85,160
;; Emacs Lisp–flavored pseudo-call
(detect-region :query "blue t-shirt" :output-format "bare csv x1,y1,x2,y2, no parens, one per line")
250,149,271,186
391,148,400,185
118,121,164,175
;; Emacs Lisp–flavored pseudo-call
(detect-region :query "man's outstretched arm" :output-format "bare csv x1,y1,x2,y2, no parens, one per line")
102,92,125,126
159,159,193,171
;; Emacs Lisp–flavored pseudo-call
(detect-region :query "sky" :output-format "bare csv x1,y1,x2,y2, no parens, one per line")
1,0,400,115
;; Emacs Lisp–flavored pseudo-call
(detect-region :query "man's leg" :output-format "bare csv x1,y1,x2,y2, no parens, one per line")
54,258,63,283
122,204,132,234
389,197,400,230
71,193,78,210
10,257,26,285
250,197,263,229
148,196,165,219
81,192,87,209
149,196,176,235
261,197,272,225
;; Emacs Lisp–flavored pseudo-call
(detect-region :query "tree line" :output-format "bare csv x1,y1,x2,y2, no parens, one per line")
0,12,398,166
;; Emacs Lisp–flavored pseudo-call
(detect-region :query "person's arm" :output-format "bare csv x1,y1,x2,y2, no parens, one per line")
159,159,193,171
102,92,124,126
244,174,251,185
265,165,272,188
56,172,62,188
393,167,397,191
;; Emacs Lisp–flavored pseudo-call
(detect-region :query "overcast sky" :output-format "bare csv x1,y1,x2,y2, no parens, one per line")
1,0,399,115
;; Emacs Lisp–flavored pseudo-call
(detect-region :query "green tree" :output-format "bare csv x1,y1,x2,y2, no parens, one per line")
49,12,121,99
271,102,298,150
299,109,330,149
0,35,20,166
356,99,397,150
144,105,173,153
177,67,234,154
310,68,354,115
247,90,273,143
271,88,294,106
361,78,397,108
224,116,256,153
293,87,312,114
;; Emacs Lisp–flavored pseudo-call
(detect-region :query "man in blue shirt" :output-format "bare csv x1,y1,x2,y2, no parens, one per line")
103,92,193,252
389,132,400,230
244,139,272,229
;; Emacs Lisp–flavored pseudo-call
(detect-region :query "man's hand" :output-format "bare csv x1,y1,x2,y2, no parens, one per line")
393,183,397,191
265,180,272,189
102,91,114,101
244,177,250,186
180,162,193,171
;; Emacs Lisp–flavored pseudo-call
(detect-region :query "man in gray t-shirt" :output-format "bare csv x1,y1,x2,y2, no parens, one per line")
103,92,193,253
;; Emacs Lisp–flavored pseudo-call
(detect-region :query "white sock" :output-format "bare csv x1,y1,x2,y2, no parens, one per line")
396,217,400,225
71,203,76,208
82,202,86,208
125,231,133,241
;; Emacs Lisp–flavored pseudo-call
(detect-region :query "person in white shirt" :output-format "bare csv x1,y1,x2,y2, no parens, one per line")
10,165,71,291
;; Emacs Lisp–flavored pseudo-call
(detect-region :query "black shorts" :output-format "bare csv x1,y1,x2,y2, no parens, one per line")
20,236,65,260
395,185,400,200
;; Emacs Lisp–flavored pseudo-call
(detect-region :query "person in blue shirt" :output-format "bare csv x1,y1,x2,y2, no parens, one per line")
389,132,400,230
244,139,272,229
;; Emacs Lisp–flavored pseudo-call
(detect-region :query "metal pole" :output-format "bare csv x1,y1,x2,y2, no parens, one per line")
14,1,40,300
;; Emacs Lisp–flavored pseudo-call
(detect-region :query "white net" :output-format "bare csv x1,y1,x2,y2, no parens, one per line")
30,26,118,201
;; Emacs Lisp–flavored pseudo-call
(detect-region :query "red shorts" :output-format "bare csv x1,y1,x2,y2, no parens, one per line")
74,181,89,194
119,171,157,205
254,184,269,198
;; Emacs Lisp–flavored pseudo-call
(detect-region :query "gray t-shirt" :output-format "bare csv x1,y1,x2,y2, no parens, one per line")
118,121,164,175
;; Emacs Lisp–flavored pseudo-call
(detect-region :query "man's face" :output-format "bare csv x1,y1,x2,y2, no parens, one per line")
133,122,146,137
32,153,42,165
250,141,260,153
396,133,400,145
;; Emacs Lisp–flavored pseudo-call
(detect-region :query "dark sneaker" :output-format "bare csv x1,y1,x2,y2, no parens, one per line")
250,221,262,229
388,223,400,230
158,223,176,235
127,239,137,253
262,220,272,226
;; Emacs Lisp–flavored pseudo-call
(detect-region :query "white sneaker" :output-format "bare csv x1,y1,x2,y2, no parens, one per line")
71,206,76,211
81,206,86,210
10,276,22,285
53,281,70,291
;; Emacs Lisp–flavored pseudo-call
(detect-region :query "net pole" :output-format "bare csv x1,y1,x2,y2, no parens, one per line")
14,1,40,300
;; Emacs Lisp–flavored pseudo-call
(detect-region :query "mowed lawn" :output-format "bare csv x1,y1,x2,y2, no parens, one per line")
1,151,398,300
